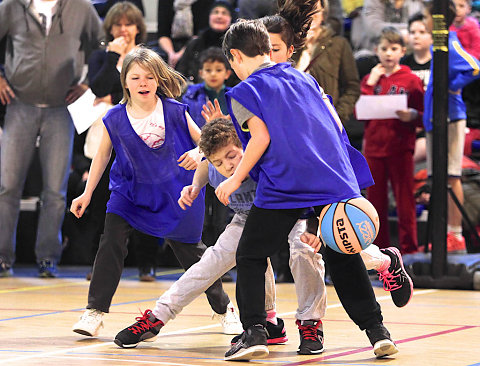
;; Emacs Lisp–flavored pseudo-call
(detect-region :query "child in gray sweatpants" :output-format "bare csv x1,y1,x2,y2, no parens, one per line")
114,118,326,355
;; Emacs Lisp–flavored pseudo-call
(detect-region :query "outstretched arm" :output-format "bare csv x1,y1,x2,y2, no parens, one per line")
70,125,112,218
177,111,204,170
178,159,210,210
215,115,270,205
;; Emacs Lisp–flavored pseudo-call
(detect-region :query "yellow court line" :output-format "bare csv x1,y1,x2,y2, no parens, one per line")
0,269,185,295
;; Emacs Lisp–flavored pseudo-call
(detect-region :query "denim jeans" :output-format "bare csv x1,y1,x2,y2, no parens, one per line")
0,99,74,265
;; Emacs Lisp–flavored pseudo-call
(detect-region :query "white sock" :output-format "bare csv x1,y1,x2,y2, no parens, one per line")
448,225,463,239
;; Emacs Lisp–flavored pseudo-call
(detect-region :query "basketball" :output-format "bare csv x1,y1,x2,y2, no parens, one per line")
318,197,379,254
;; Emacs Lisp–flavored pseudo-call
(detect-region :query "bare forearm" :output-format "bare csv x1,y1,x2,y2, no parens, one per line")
192,160,209,188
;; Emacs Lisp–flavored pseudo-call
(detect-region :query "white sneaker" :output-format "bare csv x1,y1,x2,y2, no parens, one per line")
73,309,104,337
213,302,243,335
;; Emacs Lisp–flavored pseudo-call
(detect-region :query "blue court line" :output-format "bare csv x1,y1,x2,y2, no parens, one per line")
0,297,160,322
467,363,480,366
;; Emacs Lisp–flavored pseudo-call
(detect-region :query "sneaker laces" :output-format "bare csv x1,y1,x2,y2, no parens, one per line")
128,309,161,335
298,321,320,341
378,270,401,292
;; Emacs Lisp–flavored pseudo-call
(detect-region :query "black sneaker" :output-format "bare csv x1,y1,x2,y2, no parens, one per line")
231,317,288,345
296,319,324,355
138,267,156,282
38,260,57,278
365,323,399,358
0,258,13,278
225,324,269,361
114,309,164,348
379,247,414,307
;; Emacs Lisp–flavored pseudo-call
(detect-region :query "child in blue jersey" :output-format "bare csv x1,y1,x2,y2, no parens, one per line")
423,1,480,253
70,47,240,338
113,118,327,354
219,18,398,361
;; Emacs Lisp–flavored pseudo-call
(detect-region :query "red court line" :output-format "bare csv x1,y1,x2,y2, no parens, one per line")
280,325,476,366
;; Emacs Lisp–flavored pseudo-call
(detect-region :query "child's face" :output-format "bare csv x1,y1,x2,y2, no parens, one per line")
208,142,243,178
110,16,139,45
453,0,470,23
125,63,158,103
269,33,294,63
199,60,231,90
376,39,406,71
209,6,232,32
409,20,432,52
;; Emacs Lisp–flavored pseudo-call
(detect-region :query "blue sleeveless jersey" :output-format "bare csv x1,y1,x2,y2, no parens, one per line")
103,98,204,242
225,63,373,209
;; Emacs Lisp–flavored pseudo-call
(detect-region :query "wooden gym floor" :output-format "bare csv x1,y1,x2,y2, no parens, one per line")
0,266,479,365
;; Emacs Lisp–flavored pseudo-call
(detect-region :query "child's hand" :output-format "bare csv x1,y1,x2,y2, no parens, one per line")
395,108,418,122
366,64,386,86
0,76,15,105
178,147,203,170
178,185,200,210
300,232,322,253
215,176,241,206
201,99,230,123
70,193,91,218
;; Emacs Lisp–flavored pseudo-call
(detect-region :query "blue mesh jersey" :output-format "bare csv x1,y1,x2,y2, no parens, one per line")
225,63,373,209
103,98,204,243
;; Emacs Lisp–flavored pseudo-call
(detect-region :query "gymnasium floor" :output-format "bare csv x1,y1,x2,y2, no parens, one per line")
1,266,479,365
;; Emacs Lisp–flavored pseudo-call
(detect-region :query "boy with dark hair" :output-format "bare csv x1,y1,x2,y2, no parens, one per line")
423,0,480,252
220,19,398,361
182,47,231,129
401,12,433,89
361,26,425,255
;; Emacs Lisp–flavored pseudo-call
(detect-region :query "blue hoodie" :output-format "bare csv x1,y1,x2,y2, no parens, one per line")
423,31,480,131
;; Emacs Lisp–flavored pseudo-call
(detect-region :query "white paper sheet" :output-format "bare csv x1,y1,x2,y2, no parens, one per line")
355,94,408,120
67,88,110,134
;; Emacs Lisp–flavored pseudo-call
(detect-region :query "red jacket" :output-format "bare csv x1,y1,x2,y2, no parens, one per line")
361,65,424,158
450,17,480,60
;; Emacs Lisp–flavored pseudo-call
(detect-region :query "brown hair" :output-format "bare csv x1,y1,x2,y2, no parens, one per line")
261,0,319,50
103,1,147,44
222,19,272,60
199,118,242,158
375,26,405,47
120,47,186,103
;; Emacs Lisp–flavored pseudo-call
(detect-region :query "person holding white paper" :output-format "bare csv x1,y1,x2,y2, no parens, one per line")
360,26,424,255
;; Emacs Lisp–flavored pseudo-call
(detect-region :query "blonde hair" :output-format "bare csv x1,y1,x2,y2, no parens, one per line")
120,47,186,104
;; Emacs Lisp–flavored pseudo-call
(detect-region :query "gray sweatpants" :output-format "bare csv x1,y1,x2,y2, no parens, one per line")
153,213,326,323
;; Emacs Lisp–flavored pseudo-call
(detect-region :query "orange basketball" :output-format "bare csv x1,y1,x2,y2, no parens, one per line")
318,197,379,254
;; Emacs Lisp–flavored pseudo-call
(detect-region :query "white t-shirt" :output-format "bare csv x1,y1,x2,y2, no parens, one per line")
33,0,58,34
127,98,166,149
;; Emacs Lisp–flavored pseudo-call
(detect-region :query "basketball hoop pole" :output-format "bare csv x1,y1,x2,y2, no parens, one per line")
428,0,449,278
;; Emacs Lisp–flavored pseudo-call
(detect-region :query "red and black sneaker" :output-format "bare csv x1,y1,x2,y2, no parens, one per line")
296,319,324,355
114,309,164,348
230,317,288,345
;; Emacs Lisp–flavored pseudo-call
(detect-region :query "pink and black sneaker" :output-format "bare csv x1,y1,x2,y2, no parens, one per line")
379,247,414,307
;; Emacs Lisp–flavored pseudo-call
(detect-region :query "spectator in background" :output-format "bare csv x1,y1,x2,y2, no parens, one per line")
237,0,277,19
294,0,360,124
360,27,424,254
157,0,217,67
401,12,432,164
176,0,234,85
0,0,102,278
450,0,480,59
92,0,144,18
